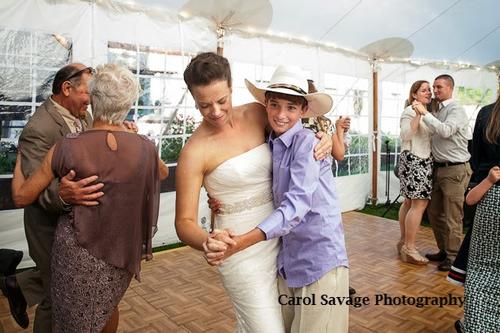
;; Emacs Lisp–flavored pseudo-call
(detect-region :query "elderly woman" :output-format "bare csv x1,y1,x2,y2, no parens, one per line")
12,63,168,332
397,80,433,265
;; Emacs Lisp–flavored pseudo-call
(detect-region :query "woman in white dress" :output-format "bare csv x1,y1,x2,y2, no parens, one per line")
174,53,331,332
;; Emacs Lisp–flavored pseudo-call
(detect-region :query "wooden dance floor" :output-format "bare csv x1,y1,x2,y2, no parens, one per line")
0,212,464,333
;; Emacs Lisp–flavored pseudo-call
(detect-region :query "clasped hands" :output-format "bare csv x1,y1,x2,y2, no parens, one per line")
202,229,241,266
411,101,428,115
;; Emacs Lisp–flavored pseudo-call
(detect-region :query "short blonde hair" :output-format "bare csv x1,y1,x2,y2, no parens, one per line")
89,64,140,125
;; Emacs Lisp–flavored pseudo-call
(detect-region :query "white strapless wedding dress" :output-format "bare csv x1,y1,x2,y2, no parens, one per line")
204,144,284,333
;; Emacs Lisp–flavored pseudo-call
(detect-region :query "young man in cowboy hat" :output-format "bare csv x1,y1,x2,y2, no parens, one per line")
205,65,349,333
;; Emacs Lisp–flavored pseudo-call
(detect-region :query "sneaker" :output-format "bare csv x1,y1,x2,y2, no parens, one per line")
438,258,452,271
454,318,464,333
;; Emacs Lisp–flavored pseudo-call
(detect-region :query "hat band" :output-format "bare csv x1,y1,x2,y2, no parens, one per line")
268,83,307,95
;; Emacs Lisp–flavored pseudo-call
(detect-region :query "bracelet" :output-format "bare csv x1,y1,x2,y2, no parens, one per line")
59,195,72,211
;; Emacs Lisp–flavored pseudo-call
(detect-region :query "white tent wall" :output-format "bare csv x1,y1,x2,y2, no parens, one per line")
0,0,498,268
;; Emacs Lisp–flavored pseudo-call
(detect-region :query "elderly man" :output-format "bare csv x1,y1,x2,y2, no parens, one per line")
0,63,104,331
414,74,472,271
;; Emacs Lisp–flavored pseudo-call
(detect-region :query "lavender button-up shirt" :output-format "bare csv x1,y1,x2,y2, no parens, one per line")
258,121,349,288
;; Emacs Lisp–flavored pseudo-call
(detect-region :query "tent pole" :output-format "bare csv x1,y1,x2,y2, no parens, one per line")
371,61,379,206
216,25,225,56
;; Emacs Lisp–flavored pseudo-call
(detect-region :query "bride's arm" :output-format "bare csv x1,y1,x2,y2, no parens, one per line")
12,146,56,207
175,142,232,252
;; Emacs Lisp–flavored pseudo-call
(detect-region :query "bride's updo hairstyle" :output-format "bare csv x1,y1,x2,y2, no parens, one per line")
183,52,232,92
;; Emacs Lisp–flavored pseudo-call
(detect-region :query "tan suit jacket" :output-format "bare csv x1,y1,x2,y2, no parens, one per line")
16,98,91,332
19,99,92,211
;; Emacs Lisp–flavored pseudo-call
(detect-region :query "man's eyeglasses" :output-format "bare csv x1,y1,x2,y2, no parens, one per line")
63,67,95,83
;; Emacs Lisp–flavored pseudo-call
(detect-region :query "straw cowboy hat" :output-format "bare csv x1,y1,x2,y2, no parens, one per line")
245,65,333,118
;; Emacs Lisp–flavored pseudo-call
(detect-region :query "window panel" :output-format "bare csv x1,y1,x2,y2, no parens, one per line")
0,29,71,174
108,42,196,166
0,67,32,102
139,77,165,107
380,117,400,136
35,34,71,67
108,47,137,72
35,70,57,102
166,55,190,79
0,30,30,55
337,159,350,177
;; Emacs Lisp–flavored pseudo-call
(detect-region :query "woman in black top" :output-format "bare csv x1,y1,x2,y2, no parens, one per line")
462,95,500,332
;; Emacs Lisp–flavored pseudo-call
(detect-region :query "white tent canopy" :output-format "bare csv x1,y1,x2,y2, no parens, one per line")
0,0,498,268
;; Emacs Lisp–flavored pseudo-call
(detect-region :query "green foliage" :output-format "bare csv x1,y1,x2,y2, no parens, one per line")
456,86,494,105
160,137,183,163
152,242,186,253
160,114,197,163
348,135,369,155
381,134,400,153
360,203,401,222
0,142,17,174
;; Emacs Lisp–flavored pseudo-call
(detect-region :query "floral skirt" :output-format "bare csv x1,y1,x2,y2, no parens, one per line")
51,214,132,333
398,150,433,200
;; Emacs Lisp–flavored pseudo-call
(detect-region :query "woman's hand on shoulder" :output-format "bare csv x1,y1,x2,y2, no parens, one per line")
314,131,332,160
123,120,139,133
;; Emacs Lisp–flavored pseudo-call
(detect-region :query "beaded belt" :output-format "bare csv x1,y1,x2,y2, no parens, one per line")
218,191,273,215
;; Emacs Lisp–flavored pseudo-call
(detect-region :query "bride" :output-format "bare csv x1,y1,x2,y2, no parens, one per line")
174,53,331,332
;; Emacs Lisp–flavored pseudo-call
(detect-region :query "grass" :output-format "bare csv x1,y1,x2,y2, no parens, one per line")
358,202,432,227
153,242,186,253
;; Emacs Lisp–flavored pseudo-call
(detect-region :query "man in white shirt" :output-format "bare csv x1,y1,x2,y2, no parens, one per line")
414,74,472,271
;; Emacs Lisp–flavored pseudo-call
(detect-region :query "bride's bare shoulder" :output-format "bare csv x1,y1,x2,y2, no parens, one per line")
235,102,267,125
177,128,207,165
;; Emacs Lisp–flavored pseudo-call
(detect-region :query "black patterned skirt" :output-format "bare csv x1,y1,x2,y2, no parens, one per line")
51,214,132,333
398,150,433,200
464,184,500,332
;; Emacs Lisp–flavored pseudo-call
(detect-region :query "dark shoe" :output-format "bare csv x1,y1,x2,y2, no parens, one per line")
438,258,452,271
0,249,23,276
349,286,356,296
454,318,464,333
0,275,29,328
425,250,447,262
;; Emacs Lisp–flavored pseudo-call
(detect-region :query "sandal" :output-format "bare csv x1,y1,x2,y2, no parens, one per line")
400,245,429,265
396,240,404,255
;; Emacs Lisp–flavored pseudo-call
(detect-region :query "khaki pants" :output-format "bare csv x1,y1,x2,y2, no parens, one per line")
428,163,472,261
17,205,57,333
278,267,349,333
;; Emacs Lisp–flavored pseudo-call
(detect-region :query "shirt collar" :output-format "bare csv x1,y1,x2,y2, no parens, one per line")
269,120,304,148
50,97,78,121
440,98,454,109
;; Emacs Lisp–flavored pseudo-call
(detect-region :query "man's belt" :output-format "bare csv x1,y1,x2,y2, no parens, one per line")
434,161,468,168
